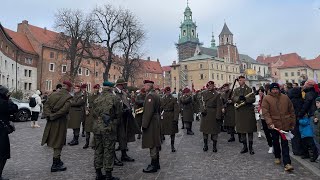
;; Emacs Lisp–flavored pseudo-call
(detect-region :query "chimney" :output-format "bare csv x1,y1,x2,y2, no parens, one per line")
22,20,28,25
157,58,159,62
173,61,176,65
147,57,150,61
44,27,47,34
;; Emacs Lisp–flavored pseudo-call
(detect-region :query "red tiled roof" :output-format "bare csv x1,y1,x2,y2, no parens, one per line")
3,28,36,54
141,60,163,74
257,53,308,69
27,24,58,46
304,55,320,70
162,66,171,72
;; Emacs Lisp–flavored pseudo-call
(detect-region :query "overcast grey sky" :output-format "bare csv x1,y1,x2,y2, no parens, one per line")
1,0,320,66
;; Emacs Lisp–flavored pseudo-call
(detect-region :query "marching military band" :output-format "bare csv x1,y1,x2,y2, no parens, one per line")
41,76,260,180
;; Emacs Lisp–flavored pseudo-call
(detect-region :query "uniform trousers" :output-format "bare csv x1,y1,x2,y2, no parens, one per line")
53,148,62,158
203,133,218,141
94,133,115,171
150,147,159,160
240,133,253,143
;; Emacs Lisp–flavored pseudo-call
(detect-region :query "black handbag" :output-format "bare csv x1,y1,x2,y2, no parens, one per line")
0,120,15,134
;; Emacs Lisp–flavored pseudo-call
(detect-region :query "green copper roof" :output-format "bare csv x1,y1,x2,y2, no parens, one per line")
182,54,212,61
177,4,199,44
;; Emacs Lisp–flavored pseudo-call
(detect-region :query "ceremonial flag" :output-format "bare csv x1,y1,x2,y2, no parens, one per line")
274,128,294,140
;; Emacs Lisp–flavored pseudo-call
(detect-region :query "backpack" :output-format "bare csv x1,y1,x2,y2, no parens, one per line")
29,97,37,107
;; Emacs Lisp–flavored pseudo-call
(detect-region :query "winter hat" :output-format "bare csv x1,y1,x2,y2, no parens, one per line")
269,83,280,91
316,96,320,102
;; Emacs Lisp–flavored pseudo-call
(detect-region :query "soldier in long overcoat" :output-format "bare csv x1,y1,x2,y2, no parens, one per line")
114,79,140,162
92,81,121,180
221,83,236,142
160,87,179,152
200,81,223,152
180,88,195,135
67,84,85,146
41,81,72,172
80,84,89,137
232,76,256,155
134,88,146,139
141,80,161,173
83,84,100,149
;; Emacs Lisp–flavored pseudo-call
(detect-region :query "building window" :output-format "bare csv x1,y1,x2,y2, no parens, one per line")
95,72,98,77
192,29,195,36
221,74,224,80
216,64,218,70
291,72,294,76
62,65,67,73
200,64,203,69
229,75,231,81
87,83,91,92
226,66,229,71
217,74,219,80
221,65,223,70
183,30,186,36
275,72,277,76
78,68,82,75
200,74,204,80
0,41,3,49
236,68,238,72
85,69,90,76
45,80,52,91
258,67,261,72
113,75,116,80
285,72,288,77
50,52,54,59
184,65,187,70
29,83,32,90
24,69,28,77
29,70,31,77
173,67,176,70
12,64,14,72
212,73,214,79
25,58,33,64
24,83,28,90
5,60,7,69
297,71,300,76
49,63,55,72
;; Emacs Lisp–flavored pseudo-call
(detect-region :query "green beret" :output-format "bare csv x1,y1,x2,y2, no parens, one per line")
103,81,115,87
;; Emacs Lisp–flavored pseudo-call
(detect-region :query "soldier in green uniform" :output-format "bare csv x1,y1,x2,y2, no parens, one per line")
114,79,139,163
81,84,89,137
232,76,256,155
180,88,195,135
221,83,236,142
92,81,120,180
68,84,86,146
160,87,179,152
200,81,223,152
41,81,73,172
134,88,146,139
142,80,161,173
83,84,100,149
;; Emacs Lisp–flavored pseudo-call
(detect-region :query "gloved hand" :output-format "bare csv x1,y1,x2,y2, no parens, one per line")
239,95,246,101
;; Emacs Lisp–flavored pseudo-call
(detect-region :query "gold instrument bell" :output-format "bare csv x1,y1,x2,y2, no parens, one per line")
135,107,144,114
234,92,254,109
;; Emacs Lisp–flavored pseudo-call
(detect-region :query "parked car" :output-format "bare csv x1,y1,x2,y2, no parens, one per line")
10,97,31,122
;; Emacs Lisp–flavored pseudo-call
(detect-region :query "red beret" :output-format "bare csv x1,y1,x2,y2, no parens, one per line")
140,88,146,93
183,88,190,94
165,86,171,92
155,87,160,91
93,84,100,89
80,84,87,89
206,81,214,87
143,80,154,84
63,81,72,88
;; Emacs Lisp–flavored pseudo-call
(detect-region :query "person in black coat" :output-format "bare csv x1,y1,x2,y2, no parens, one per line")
298,80,318,119
289,87,304,155
0,85,18,180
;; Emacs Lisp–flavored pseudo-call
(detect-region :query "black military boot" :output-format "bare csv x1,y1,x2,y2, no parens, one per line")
155,154,161,170
121,150,135,162
240,142,248,154
212,140,217,153
171,137,176,152
51,158,67,172
105,171,119,180
0,159,8,180
203,139,208,152
95,168,105,180
228,133,235,142
114,154,123,166
237,133,242,143
143,159,158,173
181,121,185,129
83,135,90,149
81,131,85,137
68,135,79,146
249,141,255,155
187,124,194,135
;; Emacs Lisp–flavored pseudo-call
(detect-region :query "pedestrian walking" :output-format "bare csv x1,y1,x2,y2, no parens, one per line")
30,90,43,128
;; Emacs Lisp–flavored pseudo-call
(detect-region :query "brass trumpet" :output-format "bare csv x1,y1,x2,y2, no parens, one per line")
135,107,144,114
234,92,254,109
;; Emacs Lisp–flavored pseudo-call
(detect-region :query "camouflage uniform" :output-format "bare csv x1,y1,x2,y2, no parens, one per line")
92,86,121,179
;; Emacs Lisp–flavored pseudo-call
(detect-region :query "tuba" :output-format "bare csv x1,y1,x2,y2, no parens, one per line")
234,92,254,109
135,107,144,114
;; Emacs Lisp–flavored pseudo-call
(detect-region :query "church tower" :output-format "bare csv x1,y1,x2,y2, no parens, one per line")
217,22,239,63
176,3,200,61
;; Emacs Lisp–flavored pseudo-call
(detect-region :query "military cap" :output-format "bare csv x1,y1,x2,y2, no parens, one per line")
206,81,215,87
143,80,154,84
93,84,100,89
183,87,191,94
80,83,87,89
155,86,160,91
63,80,73,88
103,81,115,87
115,78,127,85
164,86,171,92
74,84,81,88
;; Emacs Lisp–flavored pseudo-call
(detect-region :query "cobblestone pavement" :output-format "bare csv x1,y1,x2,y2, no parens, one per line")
3,119,319,180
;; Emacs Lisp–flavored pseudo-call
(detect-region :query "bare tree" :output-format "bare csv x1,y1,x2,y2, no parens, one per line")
119,13,147,83
90,4,130,81
54,9,96,83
